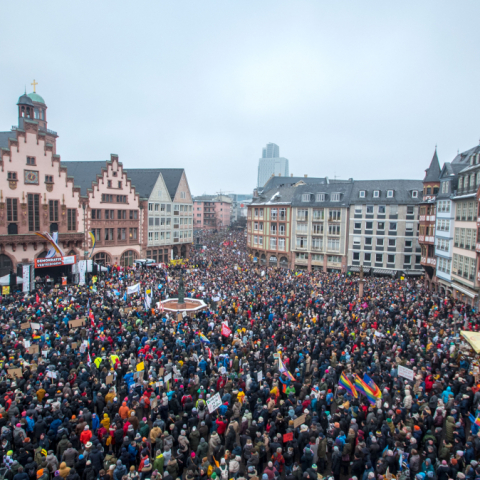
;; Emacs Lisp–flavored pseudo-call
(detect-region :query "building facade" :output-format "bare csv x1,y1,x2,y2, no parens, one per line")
193,195,232,229
257,143,289,188
0,89,193,275
347,180,423,276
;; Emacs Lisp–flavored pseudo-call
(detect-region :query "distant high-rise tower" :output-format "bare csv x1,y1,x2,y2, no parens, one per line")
257,143,289,188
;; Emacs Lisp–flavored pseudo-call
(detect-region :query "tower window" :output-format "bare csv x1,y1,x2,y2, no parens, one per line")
27,157,36,166
45,175,53,183
107,180,112,188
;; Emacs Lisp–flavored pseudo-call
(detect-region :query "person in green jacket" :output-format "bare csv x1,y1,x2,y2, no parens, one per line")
153,452,164,475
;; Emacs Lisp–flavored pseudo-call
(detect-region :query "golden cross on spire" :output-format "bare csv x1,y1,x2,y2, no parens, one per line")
31,79,38,93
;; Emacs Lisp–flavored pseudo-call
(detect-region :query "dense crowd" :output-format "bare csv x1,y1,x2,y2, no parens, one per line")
1,230,480,480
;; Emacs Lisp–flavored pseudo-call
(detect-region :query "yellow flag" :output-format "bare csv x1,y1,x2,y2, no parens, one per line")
136,362,145,371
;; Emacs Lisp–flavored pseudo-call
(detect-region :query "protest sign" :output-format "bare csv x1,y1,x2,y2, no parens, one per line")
293,414,306,428
68,318,86,328
30,323,41,330
164,372,172,383
106,374,114,385
28,345,39,354
283,432,294,442
7,368,22,378
71,342,78,350
398,365,414,381
21,322,30,330
257,371,263,382
136,362,145,372
207,392,222,413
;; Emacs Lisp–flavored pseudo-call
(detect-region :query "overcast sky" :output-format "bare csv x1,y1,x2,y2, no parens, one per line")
2,1,480,196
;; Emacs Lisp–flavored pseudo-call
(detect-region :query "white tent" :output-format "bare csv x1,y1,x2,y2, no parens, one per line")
0,274,23,286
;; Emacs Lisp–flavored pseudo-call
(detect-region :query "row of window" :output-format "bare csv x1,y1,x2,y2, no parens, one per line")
146,249,169,263
352,252,419,264
354,205,413,215
298,209,341,221
148,217,193,226
354,221,414,232
296,236,340,251
436,238,449,252
352,237,414,248
452,253,476,280
295,253,342,263
148,204,192,212
302,192,342,202
7,196,76,231
454,228,477,250
437,200,451,212
455,201,477,221
101,194,128,203
437,219,450,232
437,257,451,274
91,209,138,220
148,230,192,241
252,208,287,220
458,172,480,192
91,227,138,242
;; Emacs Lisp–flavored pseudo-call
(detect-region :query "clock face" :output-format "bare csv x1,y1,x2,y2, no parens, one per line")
25,170,39,184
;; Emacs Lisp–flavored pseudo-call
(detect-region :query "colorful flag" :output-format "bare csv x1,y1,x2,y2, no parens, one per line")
353,374,376,405
338,372,358,398
89,231,96,258
197,332,210,344
206,346,212,359
363,374,382,399
279,358,295,381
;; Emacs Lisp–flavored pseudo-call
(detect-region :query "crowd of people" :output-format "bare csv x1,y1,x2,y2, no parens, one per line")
1,229,479,480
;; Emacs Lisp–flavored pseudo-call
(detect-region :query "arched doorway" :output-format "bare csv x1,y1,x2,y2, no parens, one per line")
279,256,288,268
93,252,112,265
7,223,18,235
181,245,187,257
0,254,12,277
120,250,137,267
172,246,178,258
269,255,277,267
50,223,58,234
260,254,266,265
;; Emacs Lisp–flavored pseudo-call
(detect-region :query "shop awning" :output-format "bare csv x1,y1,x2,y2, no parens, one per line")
349,266,360,272
373,268,395,275
403,270,423,276
452,283,478,299
460,330,480,353
348,266,371,274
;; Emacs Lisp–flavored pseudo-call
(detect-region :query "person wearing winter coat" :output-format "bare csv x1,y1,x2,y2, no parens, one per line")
66,468,81,480
330,447,342,480
436,461,450,480
59,461,71,479
63,445,79,468
189,427,201,452
153,452,165,475
166,457,179,479
197,438,209,460
229,455,241,478
45,452,59,474
82,461,96,480
209,432,221,457
88,446,105,474
113,460,127,480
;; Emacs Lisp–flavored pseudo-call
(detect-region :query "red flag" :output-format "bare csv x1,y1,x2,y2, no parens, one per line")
36,293,40,304
206,346,212,359
221,324,232,337
89,310,95,328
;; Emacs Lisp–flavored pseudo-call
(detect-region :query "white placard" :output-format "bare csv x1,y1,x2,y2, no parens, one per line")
257,371,263,382
31,323,41,330
24,340,31,348
398,365,414,381
47,371,57,378
78,260,86,286
207,392,222,413
164,373,172,383
23,265,31,293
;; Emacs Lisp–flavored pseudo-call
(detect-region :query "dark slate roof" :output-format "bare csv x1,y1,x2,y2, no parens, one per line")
127,168,184,200
194,195,217,201
260,176,327,191
350,180,423,205
424,150,441,182
61,163,185,200
61,161,106,196
0,131,16,149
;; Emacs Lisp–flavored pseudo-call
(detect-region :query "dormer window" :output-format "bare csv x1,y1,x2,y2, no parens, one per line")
316,193,325,202
302,194,311,202
331,193,340,202
387,190,394,198
373,190,380,198
459,177,463,190
359,191,366,198
412,190,418,198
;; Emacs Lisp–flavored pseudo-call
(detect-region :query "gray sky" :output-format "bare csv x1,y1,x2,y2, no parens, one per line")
2,1,480,195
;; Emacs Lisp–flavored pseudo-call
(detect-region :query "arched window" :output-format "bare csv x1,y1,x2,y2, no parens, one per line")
68,250,76,256
93,252,111,265
120,250,137,267
279,256,289,268
0,254,12,277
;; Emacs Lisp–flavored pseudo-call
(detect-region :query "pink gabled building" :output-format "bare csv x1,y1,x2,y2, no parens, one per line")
193,195,232,230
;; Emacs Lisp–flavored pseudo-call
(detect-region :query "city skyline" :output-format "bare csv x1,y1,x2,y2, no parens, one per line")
2,1,480,194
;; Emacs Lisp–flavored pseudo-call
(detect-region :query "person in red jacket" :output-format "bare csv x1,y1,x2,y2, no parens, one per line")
80,425,92,445
215,416,228,437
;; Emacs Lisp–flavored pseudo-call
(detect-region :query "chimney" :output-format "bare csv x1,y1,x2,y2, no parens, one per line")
304,174,308,178
278,173,281,176
290,174,293,177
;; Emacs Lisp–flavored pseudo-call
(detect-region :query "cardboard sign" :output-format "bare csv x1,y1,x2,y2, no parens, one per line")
71,342,78,350
31,322,41,330
106,374,114,385
159,367,165,377
69,318,86,328
398,365,414,381
28,345,39,354
7,368,22,378
293,414,306,428
283,432,294,442
206,392,222,413
150,397,158,409
125,307,133,313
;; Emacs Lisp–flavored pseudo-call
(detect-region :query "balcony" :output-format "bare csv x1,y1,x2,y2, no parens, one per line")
419,215,425,221
420,256,436,267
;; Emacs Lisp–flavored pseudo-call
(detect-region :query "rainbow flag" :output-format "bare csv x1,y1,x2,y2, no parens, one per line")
197,332,210,344
353,374,377,405
338,372,358,398
475,417,480,428
363,374,382,399
279,358,295,381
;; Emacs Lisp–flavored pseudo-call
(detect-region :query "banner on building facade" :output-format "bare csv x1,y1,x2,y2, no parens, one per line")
22,265,31,293
34,255,76,269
